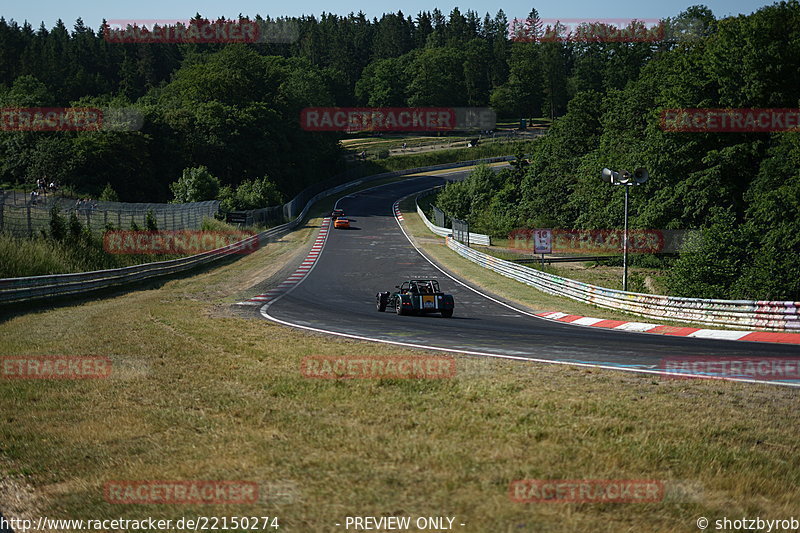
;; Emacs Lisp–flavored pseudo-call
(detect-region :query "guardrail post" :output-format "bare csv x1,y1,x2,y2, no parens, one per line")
26,205,32,237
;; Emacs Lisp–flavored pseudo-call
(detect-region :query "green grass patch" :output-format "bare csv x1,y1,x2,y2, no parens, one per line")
1,202,798,531
0,215,256,279
0,230,188,278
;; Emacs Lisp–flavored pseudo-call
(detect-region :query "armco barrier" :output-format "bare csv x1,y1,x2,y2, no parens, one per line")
0,157,513,305
414,188,492,245
446,237,800,332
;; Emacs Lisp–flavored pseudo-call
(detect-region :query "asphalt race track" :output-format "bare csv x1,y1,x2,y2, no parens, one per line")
255,171,800,383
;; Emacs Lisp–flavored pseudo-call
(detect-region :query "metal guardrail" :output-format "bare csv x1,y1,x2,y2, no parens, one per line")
447,237,800,332
0,157,514,305
414,188,492,245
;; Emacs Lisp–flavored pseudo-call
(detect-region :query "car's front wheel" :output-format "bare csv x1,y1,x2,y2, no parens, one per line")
376,292,388,312
395,301,405,315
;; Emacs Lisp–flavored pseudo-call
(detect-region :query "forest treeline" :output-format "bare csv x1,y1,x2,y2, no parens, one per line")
435,2,800,300
1,3,799,298
2,6,708,203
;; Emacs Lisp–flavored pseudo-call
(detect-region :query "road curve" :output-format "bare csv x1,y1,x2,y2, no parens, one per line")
255,172,800,383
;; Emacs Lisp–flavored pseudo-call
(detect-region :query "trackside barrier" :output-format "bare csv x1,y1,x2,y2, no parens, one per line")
0,157,513,304
414,188,491,245
446,237,800,332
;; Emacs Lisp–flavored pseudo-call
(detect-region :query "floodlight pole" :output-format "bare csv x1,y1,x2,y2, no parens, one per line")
623,185,629,292
601,167,648,293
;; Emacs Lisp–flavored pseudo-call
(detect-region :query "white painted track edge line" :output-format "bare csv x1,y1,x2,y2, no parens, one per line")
253,175,799,387
258,305,800,388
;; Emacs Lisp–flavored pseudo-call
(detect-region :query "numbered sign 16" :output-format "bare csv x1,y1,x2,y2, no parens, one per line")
534,229,552,254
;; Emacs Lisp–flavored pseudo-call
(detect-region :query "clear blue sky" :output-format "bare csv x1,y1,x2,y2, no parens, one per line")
1,0,775,30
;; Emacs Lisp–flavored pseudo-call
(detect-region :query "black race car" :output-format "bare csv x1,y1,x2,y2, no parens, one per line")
376,279,454,317
331,208,345,218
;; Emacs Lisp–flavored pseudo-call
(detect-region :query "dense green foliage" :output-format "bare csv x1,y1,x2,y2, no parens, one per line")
219,176,284,211
436,3,800,299
3,4,799,298
169,166,221,203
0,29,342,202
0,8,663,204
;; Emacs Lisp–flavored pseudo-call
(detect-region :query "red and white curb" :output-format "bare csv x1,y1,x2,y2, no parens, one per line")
237,218,330,306
253,180,799,387
392,198,800,346
534,312,800,345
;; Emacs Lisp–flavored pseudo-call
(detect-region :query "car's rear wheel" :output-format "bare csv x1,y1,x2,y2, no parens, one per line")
441,309,453,318
376,293,388,312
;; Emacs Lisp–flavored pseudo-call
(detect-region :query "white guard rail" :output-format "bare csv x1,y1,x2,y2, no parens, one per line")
415,189,491,245
447,237,800,332
0,157,513,304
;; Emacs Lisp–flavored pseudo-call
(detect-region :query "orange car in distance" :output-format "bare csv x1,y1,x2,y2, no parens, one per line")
333,217,350,229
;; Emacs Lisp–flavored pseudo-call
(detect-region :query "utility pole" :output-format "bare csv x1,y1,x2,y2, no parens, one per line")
601,167,649,291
